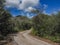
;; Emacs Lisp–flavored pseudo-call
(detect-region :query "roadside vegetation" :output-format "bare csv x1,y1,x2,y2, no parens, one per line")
32,13,60,43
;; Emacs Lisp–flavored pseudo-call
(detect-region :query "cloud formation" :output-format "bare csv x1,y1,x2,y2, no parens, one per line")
5,0,39,12
19,0,39,9
5,0,20,7
25,7,36,12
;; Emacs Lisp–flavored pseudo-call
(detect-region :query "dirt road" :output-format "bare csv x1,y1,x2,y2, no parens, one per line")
13,30,52,45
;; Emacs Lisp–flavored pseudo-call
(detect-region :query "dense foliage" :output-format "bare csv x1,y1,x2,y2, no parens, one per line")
14,15,32,31
32,13,60,43
0,9,13,36
0,0,17,40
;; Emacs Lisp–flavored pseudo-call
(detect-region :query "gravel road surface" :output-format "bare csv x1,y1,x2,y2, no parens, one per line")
13,30,53,45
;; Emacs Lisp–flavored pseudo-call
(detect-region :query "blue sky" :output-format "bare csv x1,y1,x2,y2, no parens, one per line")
5,0,60,17
41,0,60,14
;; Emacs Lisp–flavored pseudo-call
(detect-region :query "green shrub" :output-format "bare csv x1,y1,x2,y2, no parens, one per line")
32,13,60,43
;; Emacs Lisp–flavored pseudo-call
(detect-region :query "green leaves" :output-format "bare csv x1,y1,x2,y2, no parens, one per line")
14,16,32,30
32,13,60,43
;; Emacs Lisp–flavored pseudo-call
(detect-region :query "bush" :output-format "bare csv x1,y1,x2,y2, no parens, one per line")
32,13,60,43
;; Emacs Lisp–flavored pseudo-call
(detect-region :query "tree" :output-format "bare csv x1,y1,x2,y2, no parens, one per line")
14,15,32,30
0,0,14,36
32,12,60,42
32,14,49,36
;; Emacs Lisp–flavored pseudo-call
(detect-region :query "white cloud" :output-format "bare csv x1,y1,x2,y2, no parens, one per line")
25,7,36,12
43,4,48,14
52,11,58,14
5,0,20,7
43,4,48,9
5,0,39,10
19,0,39,9
26,13,33,18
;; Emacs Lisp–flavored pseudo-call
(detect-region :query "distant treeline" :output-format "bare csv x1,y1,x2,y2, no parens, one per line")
13,15,32,31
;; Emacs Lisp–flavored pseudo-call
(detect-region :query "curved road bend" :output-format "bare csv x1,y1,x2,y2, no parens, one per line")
13,30,52,45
